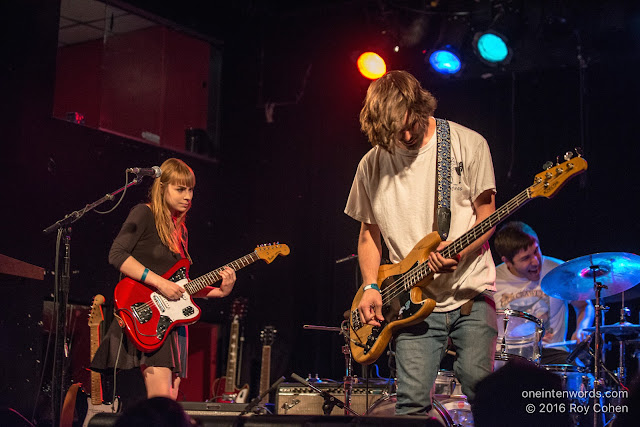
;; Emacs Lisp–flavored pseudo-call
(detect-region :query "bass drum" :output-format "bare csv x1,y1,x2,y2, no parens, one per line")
367,394,474,427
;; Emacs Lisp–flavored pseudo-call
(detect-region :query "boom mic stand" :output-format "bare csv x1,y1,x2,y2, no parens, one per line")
291,373,360,416
42,173,147,425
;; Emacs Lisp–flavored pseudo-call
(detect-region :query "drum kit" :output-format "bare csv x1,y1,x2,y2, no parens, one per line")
304,252,640,426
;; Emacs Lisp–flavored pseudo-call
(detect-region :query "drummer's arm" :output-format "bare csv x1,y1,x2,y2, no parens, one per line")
570,300,595,343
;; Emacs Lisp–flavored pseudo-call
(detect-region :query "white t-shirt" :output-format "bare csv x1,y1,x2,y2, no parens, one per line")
344,119,497,312
494,256,569,346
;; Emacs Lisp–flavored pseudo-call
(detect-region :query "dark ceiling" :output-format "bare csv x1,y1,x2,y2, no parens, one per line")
115,0,640,79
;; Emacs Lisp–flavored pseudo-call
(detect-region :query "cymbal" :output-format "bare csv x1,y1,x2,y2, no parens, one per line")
541,252,640,301
584,322,640,337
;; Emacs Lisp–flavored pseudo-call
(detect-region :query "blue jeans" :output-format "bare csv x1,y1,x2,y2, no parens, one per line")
395,291,497,415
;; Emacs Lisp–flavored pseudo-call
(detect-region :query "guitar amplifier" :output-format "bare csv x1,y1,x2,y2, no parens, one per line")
275,382,389,415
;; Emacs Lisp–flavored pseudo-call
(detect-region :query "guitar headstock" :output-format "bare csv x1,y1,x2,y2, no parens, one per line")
230,297,249,321
255,243,290,264
529,151,587,199
88,294,105,327
260,325,277,346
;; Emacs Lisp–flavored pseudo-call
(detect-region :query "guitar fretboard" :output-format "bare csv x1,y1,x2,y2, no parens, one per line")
385,187,532,295
184,252,260,295
259,345,272,404
225,318,241,393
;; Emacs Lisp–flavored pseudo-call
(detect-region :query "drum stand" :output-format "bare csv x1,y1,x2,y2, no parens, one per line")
591,263,607,427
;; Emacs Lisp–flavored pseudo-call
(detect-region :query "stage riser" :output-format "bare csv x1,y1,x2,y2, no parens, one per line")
88,413,442,426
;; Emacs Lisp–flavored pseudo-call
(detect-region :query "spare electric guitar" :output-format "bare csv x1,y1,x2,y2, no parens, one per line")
212,298,250,403
114,243,290,352
60,295,120,427
258,326,277,405
349,152,588,365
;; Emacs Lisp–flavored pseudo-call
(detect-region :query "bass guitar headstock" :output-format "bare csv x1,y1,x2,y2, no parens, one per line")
529,150,587,199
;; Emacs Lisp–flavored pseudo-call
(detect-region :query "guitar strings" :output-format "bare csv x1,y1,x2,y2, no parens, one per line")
378,187,533,306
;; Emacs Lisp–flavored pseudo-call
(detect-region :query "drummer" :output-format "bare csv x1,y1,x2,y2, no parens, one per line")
492,221,595,364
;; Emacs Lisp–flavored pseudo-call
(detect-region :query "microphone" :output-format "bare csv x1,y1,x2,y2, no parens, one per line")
566,332,594,363
126,166,161,178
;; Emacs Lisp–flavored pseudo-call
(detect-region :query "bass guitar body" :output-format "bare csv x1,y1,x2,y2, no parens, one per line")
349,232,440,365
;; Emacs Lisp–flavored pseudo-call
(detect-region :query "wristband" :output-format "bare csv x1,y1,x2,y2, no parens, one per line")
141,268,150,282
363,283,380,292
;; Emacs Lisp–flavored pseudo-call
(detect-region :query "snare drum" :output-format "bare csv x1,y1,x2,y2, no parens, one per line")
495,308,545,364
543,364,594,405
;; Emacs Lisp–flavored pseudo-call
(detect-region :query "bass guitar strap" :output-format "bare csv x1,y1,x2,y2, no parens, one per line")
435,118,452,240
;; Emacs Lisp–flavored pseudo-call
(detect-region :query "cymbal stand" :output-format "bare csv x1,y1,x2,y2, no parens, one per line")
617,297,630,387
591,262,606,427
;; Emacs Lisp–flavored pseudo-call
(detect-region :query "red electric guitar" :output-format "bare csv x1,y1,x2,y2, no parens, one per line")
114,243,289,352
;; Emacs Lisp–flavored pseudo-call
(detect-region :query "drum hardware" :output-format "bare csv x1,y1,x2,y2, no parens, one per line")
303,322,365,415
584,304,639,389
495,308,545,366
541,252,640,427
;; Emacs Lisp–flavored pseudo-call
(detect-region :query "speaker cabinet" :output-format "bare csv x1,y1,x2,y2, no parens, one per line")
275,382,388,415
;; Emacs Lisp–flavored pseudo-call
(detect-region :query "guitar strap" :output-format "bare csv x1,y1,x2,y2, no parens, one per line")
435,118,452,240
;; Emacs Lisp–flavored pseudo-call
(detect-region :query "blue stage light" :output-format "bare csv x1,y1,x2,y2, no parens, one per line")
428,48,462,75
473,31,512,66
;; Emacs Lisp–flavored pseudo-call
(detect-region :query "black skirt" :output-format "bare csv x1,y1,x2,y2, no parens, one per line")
90,319,188,378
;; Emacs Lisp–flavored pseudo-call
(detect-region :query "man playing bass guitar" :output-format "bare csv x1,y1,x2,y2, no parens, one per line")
345,70,498,415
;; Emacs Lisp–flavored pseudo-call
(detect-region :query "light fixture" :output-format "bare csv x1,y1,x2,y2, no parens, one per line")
357,51,387,80
428,46,462,75
472,30,512,66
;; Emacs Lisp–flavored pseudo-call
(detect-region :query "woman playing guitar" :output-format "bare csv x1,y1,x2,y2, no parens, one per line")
90,158,237,400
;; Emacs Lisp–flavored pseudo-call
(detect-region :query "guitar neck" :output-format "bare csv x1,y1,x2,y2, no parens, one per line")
185,252,261,295
390,187,532,289
259,345,272,403
89,317,102,405
224,319,241,393
441,187,531,259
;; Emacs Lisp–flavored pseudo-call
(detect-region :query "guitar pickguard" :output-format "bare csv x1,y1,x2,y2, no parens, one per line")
353,270,426,356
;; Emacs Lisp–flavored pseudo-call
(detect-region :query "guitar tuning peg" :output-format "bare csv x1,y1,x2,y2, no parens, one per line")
556,156,560,165
564,151,574,161
542,161,553,170
574,147,584,157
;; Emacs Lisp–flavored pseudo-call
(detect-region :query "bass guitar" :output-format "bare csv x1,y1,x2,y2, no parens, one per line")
212,298,249,403
349,153,588,365
60,295,120,427
114,243,289,352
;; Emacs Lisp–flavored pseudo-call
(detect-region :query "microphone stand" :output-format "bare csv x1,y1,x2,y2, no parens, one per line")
240,376,286,415
291,373,360,416
42,174,145,425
